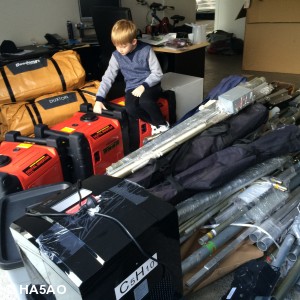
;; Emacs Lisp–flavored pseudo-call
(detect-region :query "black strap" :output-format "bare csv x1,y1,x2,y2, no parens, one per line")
80,90,96,97
167,140,192,173
49,57,66,91
200,123,229,137
0,67,16,103
25,104,37,126
76,89,88,103
31,102,43,124
81,83,95,89
166,175,184,193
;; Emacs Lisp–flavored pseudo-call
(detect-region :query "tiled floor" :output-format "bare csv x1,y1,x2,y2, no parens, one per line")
0,271,18,299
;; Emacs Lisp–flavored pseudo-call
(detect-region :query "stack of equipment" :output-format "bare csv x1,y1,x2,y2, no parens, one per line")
48,104,128,175
10,175,183,300
0,140,64,196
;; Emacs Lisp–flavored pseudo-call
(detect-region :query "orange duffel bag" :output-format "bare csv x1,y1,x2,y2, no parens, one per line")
0,50,86,104
0,80,100,140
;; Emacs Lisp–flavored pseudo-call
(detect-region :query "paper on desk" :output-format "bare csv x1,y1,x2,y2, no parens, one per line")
138,33,176,46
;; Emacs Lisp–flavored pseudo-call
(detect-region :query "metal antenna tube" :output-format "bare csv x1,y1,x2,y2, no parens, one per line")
246,187,289,224
214,181,274,227
180,231,193,244
182,216,247,274
287,244,300,262
249,189,300,243
199,181,289,245
177,157,290,224
272,234,296,269
107,101,227,177
185,227,255,289
257,209,298,252
184,199,230,236
198,207,248,245
271,256,300,300
210,190,244,224
213,203,239,225
179,208,211,235
274,161,300,181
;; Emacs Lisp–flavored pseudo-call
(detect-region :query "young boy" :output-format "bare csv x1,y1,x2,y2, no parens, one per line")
93,19,169,136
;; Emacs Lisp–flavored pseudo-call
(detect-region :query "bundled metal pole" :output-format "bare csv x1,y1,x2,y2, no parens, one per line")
106,101,229,177
271,255,300,300
184,187,289,288
177,156,290,224
198,206,249,245
182,198,230,236
179,201,224,235
199,182,288,245
287,244,300,262
181,216,248,274
245,187,288,224
214,180,278,225
201,182,272,239
185,227,255,289
256,208,298,252
272,213,300,269
270,160,300,192
249,187,300,243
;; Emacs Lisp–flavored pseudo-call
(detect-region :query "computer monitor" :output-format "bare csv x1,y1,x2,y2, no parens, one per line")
92,6,132,52
78,0,121,22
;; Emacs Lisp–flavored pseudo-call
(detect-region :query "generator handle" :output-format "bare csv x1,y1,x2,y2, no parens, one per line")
5,131,47,145
34,124,70,139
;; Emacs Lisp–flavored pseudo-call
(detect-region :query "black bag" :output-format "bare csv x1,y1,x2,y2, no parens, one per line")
147,125,300,204
127,103,268,188
206,30,243,55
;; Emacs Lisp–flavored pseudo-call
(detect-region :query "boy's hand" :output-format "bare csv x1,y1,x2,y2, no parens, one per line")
132,85,145,97
93,101,107,114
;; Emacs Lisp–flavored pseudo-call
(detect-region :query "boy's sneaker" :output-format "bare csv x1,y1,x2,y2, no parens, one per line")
150,124,161,136
150,122,170,136
157,121,170,133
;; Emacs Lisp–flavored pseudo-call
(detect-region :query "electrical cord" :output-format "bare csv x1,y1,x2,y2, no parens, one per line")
25,205,161,264
25,202,177,291
76,179,82,207
93,211,160,264
25,179,171,275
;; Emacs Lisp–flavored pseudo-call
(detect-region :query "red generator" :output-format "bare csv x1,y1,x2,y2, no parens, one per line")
108,90,176,150
0,141,64,195
49,107,127,176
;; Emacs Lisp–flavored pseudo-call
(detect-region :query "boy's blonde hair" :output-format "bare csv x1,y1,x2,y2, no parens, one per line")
111,19,137,45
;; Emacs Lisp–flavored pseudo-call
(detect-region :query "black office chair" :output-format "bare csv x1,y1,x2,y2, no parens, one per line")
92,6,133,100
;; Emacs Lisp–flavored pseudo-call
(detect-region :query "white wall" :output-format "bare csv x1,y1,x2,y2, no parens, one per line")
122,0,196,32
0,0,196,47
214,0,245,39
0,0,80,46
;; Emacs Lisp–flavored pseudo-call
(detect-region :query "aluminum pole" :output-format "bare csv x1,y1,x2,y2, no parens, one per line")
181,216,248,274
177,157,290,224
271,257,300,300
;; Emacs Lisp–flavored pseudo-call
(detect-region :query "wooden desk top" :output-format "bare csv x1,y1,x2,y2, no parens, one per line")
153,41,209,54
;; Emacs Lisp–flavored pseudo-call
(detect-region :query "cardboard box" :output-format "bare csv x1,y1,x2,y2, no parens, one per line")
243,0,300,74
246,0,300,23
161,72,203,120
